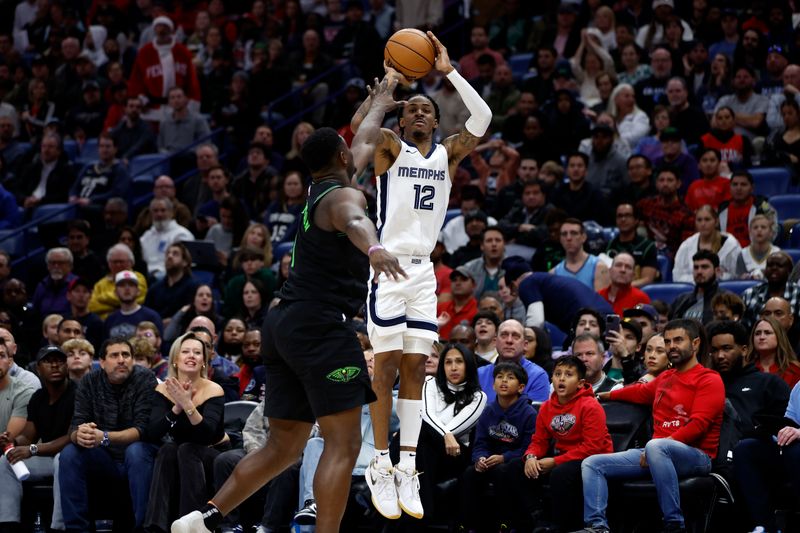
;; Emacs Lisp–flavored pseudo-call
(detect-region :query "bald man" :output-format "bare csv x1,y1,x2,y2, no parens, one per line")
767,64,800,131
0,328,40,390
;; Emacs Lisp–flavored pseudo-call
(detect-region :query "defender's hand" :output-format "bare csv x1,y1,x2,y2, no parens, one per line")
369,249,407,282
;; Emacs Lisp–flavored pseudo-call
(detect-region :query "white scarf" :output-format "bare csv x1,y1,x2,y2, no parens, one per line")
154,38,176,98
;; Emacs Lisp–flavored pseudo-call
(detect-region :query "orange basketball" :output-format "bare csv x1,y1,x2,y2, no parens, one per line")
384,29,436,81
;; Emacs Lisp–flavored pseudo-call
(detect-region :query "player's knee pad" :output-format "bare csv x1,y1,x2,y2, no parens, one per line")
403,336,434,356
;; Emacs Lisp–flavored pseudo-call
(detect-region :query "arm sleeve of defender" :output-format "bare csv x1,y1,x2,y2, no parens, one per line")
446,69,492,137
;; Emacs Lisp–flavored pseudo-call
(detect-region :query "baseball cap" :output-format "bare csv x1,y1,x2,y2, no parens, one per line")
652,0,674,9
114,270,138,286
660,127,682,142
620,318,643,343
67,277,93,292
623,304,659,324
82,80,100,92
558,2,580,14
554,63,574,79
36,345,67,363
450,266,474,281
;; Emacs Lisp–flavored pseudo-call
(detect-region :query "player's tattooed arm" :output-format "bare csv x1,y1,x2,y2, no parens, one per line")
444,128,481,168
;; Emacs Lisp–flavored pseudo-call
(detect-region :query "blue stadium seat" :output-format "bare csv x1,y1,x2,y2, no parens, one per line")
657,254,672,282
62,140,79,162
783,248,800,265
641,283,693,305
789,224,800,248
602,227,619,243
770,195,800,221
32,203,76,223
0,229,25,256
443,208,461,228
76,138,99,166
132,175,155,197
719,280,760,295
508,53,533,78
273,241,293,263
194,270,215,286
129,154,168,180
545,321,567,350
751,167,791,197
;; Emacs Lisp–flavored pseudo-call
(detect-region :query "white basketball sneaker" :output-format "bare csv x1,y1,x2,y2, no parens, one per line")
171,510,212,533
365,458,401,519
394,465,424,519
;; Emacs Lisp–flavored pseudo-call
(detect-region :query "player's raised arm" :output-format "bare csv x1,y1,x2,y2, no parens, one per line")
350,75,407,180
428,31,492,165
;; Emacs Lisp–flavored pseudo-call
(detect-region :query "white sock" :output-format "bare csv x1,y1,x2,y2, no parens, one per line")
399,450,416,471
397,399,423,471
375,448,392,470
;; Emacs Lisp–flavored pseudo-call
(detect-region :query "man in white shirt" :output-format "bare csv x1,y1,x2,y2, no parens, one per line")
140,197,194,279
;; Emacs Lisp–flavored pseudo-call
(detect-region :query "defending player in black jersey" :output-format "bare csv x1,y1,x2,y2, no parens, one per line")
172,77,407,533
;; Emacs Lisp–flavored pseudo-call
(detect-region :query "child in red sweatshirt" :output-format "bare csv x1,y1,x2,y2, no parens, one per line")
500,355,613,532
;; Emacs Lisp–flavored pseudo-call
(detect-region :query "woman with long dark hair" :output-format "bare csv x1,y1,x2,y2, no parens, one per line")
417,342,487,520
163,284,220,343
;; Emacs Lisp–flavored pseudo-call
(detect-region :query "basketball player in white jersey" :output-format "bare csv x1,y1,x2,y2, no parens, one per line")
351,32,492,520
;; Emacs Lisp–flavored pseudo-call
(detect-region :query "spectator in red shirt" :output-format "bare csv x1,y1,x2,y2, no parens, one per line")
636,167,695,258
437,267,478,340
458,26,507,81
598,252,651,316
432,238,452,303
583,319,725,533
684,148,731,211
718,170,777,247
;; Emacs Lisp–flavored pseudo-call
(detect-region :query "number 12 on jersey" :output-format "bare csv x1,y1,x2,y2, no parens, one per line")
413,184,435,211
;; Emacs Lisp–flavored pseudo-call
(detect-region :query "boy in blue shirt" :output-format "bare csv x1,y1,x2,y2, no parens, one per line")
458,361,537,531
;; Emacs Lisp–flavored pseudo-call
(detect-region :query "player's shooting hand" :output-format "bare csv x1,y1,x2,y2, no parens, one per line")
369,249,407,282
426,32,453,74
383,61,412,88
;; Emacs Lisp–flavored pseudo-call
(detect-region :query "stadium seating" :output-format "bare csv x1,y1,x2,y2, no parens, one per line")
545,321,567,349
783,248,800,265
751,167,791,197
641,283,693,305
129,154,169,180
443,208,461,227
62,139,79,162
0,229,25,256
508,52,533,78
656,254,672,282
31,203,76,223
719,280,760,295
273,241,294,262
75,138,99,166
770,195,800,221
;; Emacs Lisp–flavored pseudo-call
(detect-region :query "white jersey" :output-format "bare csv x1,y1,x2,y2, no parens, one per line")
376,139,451,256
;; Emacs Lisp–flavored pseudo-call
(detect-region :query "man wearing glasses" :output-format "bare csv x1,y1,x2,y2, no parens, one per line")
58,337,158,532
33,247,77,317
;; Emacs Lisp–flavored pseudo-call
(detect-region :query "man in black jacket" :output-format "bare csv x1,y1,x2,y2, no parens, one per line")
58,337,157,532
10,133,75,210
708,320,790,437
670,250,731,324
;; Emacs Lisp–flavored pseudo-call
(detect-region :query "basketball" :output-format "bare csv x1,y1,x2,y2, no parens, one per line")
384,29,436,81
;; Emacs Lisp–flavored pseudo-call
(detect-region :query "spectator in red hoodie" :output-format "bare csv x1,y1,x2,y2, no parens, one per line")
579,319,725,533
501,355,613,532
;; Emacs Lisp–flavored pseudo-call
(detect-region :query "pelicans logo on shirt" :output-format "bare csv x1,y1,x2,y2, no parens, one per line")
551,413,576,435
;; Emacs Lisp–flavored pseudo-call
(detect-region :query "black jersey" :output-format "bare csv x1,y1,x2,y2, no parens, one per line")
277,179,369,317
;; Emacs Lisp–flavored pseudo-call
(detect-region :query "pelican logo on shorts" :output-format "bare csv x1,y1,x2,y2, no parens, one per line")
326,366,361,383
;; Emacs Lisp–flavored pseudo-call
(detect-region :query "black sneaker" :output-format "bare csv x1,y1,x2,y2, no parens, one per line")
294,499,317,525
661,522,686,533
